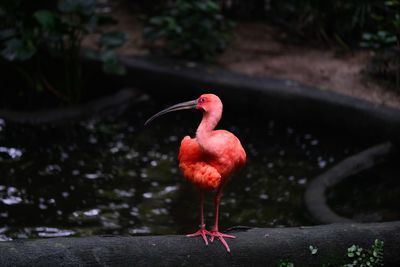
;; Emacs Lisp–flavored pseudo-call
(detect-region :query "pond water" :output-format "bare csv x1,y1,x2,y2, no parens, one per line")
0,96,365,241
327,158,400,222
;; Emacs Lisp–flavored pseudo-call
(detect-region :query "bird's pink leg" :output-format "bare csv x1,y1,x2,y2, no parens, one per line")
210,186,235,252
186,190,211,245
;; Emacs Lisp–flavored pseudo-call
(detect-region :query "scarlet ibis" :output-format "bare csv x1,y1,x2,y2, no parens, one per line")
145,94,246,252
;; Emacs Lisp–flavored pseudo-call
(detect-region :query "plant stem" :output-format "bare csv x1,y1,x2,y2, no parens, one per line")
37,57,69,102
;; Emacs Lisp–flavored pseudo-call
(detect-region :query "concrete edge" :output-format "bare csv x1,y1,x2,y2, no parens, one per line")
0,221,399,267
305,142,395,223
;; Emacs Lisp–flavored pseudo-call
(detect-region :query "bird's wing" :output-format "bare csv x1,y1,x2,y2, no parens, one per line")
178,136,221,191
211,130,247,170
178,136,200,162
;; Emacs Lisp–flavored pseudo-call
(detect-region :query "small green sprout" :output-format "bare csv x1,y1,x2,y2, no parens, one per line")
309,245,318,255
276,259,294,267
343,239,384,267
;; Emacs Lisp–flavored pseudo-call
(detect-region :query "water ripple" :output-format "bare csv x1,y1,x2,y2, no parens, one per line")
0,147,23,159
35,227,76,238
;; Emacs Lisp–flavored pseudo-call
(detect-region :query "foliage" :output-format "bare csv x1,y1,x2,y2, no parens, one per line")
360,0,400,88
275,240,384,267
0,0,126,103
86,31,128,76
276,260,294,267
246,0,399,88
223,0,394,50
360,1,399,50
343,239,384,267
264,1,377,47
143,0,234,61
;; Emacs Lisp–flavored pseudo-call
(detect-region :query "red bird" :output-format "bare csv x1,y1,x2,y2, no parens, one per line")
145,94,246,252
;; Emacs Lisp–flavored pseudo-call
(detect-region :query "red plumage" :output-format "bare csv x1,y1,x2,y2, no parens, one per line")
178,130,246,191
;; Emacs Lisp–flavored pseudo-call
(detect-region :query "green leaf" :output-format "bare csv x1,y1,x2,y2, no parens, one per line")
206,1,220,11
0,7,5,17
85,15,98,32
384,36,397,44
85,50,101,60
102,58,126,75
34,10,56,29
276,260,294,267
1,38,36,61
309,245,318,255
385,1,399,6
348,245,357,252
100,31,127,48
362,33,373,40
98,49,115,61
149,17,165,25
377,31,388,38
196,2,208,11
58,0,96,16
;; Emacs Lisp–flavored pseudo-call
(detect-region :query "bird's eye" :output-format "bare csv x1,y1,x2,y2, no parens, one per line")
199,97,206,103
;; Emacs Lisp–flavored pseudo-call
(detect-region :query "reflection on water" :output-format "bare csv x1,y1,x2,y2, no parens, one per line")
0,96,362,241
0,146,22,159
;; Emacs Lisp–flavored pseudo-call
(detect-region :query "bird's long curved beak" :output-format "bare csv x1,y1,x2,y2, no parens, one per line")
144,99,198,125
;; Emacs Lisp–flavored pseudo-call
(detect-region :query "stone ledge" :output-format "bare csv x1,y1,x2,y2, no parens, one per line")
0,222,399,267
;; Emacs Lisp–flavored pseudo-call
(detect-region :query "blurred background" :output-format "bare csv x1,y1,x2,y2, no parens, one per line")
0,0,399,241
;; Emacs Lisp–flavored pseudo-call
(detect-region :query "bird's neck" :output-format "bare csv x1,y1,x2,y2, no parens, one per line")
196,106,222,148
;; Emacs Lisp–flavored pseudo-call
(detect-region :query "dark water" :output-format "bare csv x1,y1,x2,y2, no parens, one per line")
327,158,400,222
0,96,364,241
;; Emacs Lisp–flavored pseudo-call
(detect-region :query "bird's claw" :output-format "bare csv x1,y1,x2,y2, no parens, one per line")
186,228,212,246
210,230,236,252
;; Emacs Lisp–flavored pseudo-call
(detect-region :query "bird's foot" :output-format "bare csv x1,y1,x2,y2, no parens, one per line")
210,230,236,253
186,227,212,246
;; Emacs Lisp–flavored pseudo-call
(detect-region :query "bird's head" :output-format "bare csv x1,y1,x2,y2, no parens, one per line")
144,93,222,125
195,94,222,113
